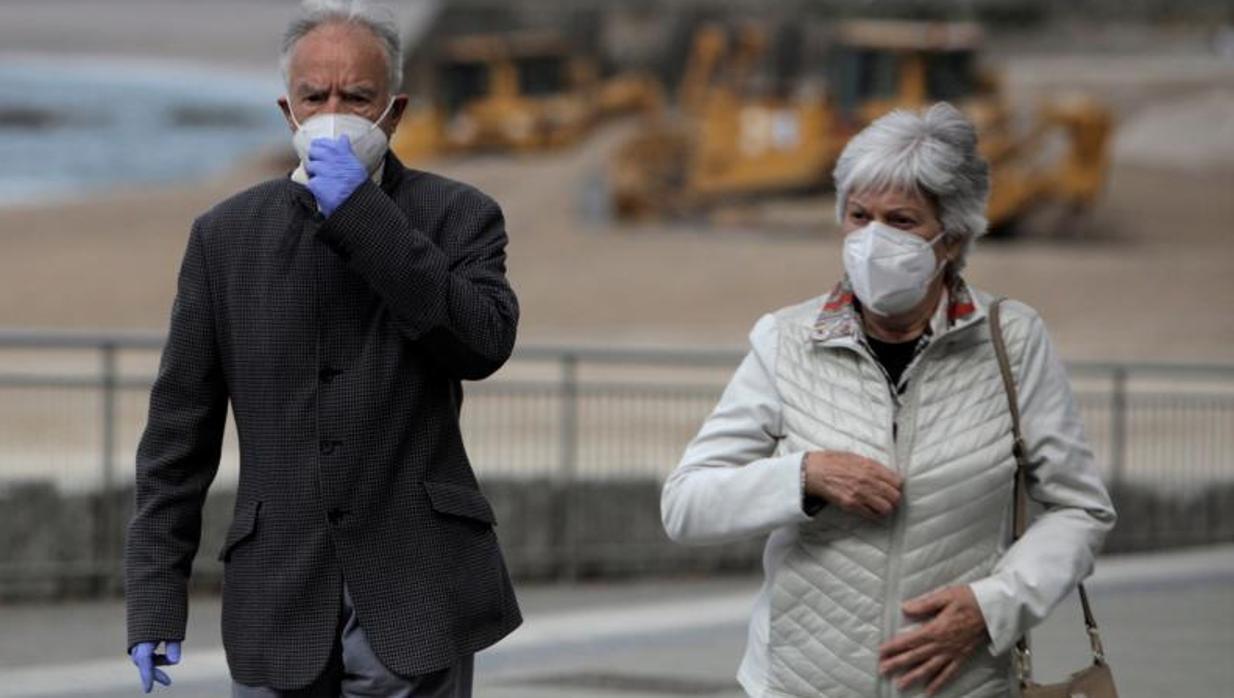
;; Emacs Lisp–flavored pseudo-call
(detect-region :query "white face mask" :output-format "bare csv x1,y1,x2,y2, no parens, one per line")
842,221,948,317
289,98,395,178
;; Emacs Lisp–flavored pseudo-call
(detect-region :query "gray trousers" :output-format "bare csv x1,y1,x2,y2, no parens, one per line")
232,586,474,697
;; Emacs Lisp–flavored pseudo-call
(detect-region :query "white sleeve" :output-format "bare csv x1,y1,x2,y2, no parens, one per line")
969,313,1118,655
660,314,812,545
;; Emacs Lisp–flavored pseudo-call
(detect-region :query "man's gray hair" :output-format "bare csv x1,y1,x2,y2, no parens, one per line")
280,0,404,92
833,102,990,272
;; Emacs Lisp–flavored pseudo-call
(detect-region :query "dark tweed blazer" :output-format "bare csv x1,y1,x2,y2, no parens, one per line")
124,155,522,689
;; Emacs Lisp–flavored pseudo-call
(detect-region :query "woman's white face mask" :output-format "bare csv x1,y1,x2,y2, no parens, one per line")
842,221,948,317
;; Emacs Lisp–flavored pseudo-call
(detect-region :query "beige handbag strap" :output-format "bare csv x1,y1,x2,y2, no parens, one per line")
988,299,1107,683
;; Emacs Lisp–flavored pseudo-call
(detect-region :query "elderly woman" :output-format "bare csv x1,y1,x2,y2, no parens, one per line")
661,103,1115,698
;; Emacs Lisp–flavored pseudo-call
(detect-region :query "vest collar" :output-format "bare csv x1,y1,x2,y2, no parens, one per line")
810,274,985,347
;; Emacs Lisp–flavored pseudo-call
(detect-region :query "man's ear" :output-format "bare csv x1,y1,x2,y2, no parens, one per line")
381,94,410,137
277,96,297,133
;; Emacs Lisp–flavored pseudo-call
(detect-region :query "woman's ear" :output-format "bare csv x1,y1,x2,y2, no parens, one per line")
942,232,963,262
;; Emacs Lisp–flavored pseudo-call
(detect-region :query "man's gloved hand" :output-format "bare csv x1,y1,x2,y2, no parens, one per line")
130,640,181,693
305,135,369,217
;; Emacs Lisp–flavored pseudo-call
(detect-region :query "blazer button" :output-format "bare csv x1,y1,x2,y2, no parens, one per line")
319,440,341,455
327,508,350,525
319,366,341,384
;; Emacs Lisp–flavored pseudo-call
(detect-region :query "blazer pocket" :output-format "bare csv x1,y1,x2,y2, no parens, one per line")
217,500,261,562
423,481,497,526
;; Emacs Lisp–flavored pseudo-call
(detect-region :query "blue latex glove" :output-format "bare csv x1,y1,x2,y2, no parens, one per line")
305,135,368,217
130,640,180,693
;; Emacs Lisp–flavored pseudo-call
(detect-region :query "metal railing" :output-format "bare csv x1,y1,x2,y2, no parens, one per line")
1,329,1233,594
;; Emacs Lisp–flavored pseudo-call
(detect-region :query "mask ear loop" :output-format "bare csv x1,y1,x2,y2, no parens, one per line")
286,97,303,131
928,230,954,281
369,97,397,132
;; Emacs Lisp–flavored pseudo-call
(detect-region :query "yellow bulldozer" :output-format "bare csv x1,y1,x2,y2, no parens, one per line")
392,29,662,162
609,21,844,219
610,19,1113,233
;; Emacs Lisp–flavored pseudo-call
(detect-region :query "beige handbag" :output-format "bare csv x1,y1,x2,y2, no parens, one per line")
989,299,1119,698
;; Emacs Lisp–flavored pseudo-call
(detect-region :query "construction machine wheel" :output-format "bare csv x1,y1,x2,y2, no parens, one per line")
609,125,693,220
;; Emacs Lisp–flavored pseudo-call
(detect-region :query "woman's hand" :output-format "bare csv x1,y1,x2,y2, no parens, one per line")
803,451,902,520
878,585,990,695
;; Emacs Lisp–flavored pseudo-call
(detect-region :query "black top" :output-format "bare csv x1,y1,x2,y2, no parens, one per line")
867,334,922,387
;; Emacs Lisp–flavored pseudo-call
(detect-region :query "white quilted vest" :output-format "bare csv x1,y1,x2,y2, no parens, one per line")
764,290,1029,698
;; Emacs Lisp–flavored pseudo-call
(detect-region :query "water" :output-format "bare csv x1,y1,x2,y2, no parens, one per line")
0,55,292,207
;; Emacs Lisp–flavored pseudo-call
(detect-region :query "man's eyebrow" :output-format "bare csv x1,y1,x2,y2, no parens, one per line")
341,85,378,98
294,82,327,96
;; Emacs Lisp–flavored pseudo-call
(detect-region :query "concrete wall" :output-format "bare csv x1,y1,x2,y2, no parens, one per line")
1,478,1231,600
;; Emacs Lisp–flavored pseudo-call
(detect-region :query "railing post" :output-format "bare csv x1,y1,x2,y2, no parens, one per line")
557,353,579,580
1110,366,1128,498
100,343,120,593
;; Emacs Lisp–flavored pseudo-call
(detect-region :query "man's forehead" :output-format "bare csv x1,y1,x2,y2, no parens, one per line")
287,23,389,87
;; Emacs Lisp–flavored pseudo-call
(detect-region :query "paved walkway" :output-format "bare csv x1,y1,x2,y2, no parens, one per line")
1,546,1231,697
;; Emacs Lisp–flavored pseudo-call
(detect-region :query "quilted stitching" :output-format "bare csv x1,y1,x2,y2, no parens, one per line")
764,292,1022,698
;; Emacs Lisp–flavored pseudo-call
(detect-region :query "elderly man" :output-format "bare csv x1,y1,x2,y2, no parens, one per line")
124,1,521,695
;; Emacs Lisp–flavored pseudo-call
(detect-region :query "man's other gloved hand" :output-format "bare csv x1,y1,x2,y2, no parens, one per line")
130,640,180,693
305,135,368,217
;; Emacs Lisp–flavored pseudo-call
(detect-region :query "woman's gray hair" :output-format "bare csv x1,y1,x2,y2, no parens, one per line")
280,0,404,92
833,102,990,272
